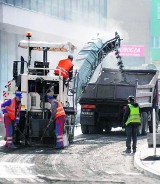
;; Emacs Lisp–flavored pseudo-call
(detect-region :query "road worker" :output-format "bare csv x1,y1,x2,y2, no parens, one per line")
1,91,22,148
54,55,74,82
47,95,66,149
122,96,141,153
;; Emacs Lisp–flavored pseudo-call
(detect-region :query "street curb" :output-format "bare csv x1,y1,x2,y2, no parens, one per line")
134,144,160,180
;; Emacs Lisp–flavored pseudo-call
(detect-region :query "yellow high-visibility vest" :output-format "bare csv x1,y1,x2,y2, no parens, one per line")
126,104,141,126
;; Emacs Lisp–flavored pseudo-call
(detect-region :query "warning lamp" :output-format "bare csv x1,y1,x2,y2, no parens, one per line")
26,32,32,38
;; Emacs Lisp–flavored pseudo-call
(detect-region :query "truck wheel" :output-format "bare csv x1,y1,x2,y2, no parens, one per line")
148,109,159,133
88,125,96,134
137,124,143,136
96,126,103,134
81,125,89,134
142,112,148,135
137,114,143,136
149,125,153,133
95,117,103,134
104,126,112,133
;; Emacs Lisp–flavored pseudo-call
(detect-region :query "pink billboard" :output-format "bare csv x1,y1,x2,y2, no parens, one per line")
119,45,144,57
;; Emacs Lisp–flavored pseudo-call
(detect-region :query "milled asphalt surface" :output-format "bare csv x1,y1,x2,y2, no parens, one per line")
76,126,160,180
75,126,160,180
0,126,160,180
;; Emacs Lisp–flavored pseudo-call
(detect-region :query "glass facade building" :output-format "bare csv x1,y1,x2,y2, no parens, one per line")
0,0,107,99
0,0,107,27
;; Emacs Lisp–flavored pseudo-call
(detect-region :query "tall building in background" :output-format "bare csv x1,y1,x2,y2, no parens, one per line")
150,0,160,68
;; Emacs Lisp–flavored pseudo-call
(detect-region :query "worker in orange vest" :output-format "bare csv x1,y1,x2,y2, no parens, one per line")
1,92,22,148
54,55,74,82
47,95,66,149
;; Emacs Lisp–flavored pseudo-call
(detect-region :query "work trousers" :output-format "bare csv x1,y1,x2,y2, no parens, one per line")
55,115,65,148
125,124,138,151
4,116,14,147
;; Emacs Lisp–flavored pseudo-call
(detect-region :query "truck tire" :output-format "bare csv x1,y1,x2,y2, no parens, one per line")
148,110,159,133
137,114,143,136
96,126,103,134
81,125,89,134
149,125,153,133
137,124,143,136
142,112,148,135
148,110,153,133
88,125,96,134
104,126,112,133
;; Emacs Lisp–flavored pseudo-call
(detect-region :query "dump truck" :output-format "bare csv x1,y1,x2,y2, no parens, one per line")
79,67,159,135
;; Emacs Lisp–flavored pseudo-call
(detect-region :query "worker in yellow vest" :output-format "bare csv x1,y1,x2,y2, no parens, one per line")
122,96,141,153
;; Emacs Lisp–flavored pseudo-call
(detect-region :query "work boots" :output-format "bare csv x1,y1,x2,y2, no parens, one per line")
123,148,131,153
7,143,17,149
125,149,131,153
133,149,136,153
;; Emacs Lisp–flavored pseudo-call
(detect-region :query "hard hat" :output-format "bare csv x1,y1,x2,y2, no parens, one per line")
127,95,135,102
16,91,22,98
68,55,73,60
47,95,53,99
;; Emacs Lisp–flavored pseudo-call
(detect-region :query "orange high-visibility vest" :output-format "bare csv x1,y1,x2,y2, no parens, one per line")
55,101,65,119
5,99,21,120
54,58,73,79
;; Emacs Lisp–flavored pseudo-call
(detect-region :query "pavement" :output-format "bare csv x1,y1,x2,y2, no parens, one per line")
134,142,160,180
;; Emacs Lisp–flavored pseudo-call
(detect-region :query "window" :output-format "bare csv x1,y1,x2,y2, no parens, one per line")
58,0,65,19
44,0,52,16
6,0,14,5
151,36,160,48
14,0,22,7
38,0,45,13
0,0,7,3
51,0,58,17
64,0,71,20
31,0,38,12
22,0,31,9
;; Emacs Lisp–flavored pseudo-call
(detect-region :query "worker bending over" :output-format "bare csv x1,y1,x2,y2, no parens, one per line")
47,95,66,149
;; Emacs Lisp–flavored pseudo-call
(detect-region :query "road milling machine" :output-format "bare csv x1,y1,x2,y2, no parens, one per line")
3,32,77,146
3,32,122,146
